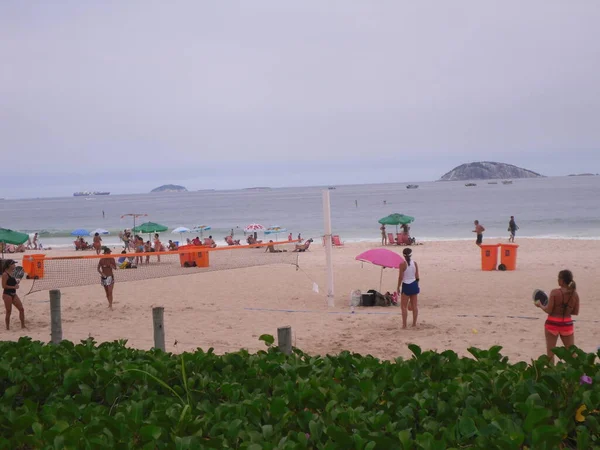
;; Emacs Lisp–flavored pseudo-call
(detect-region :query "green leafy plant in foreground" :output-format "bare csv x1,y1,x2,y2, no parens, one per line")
0,337,599,449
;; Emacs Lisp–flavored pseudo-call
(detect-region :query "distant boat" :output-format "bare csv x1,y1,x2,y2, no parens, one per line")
74,191,110,197
328,186,336,190
465,183,477,187
487,181,498,185
502,180,513,185
406,184,419,189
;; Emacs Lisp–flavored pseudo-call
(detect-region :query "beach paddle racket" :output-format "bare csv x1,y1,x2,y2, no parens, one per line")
13,266,25,280
532,289,548,307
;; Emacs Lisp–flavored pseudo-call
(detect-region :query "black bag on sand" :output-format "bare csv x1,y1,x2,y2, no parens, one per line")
361,292,376,306
365,289,389,307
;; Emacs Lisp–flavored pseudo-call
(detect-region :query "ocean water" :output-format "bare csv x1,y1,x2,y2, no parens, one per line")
1,176,599,249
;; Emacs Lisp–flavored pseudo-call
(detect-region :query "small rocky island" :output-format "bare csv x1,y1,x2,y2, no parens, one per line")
151,184,188,193
438,162,543,181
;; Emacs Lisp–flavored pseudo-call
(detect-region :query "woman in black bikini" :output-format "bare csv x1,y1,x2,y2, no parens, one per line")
2,259,25,330
97,248,117,309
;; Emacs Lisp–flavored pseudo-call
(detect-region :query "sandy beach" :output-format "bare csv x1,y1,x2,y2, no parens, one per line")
2,238,599,362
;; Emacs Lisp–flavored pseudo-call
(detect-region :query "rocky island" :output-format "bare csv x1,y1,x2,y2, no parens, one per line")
438,162,543,181
151,184,188,193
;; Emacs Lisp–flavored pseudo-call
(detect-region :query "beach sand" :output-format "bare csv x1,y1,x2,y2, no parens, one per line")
2,239,599,362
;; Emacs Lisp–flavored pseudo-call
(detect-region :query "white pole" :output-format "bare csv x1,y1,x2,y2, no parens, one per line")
322,190,335,307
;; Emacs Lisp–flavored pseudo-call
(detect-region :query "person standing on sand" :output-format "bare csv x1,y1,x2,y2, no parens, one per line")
2,259,25,330
535,270,579,364
508,216,519,242
397,248,420,329
97,247,116,309
92,232,102,255
32,233,38,250
473,220,485,246
380,224,387,245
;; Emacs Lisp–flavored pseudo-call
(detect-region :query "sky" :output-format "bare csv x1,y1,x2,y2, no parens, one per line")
1,1,600,198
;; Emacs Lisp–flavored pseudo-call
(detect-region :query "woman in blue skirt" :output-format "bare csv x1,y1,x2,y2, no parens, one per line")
397,247,420,328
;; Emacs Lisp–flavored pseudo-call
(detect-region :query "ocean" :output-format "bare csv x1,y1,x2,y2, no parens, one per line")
2,176,599,249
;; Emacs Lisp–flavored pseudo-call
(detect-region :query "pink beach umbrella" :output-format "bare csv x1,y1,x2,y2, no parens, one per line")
355,248,405,291
244,223,265,232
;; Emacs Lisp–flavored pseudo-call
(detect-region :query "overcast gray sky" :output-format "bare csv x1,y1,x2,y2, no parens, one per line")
2,1,599,197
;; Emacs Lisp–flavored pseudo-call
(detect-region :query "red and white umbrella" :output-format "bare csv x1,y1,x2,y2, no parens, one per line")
244,223,265,233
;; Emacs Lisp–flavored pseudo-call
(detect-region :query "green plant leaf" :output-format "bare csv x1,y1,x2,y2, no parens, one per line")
259,334,275,346
140,425,162,441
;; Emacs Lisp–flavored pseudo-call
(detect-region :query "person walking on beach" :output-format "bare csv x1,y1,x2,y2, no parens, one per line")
397,248,420,329
32,233,38,250
508,216,519,242
97,247,116,309
473,220,485,246
2,260,25,330
92,232,102,255
380,224,387,245
535,270,579,364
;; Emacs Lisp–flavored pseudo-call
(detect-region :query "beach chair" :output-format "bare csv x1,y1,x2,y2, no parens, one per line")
387,233,396,245
332,235,344,247
396,233,411,246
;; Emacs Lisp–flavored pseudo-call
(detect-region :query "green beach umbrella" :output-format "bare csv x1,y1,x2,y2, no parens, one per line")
378,213,415,233
132,222,168,234
0,228,29,245
0,228,29,257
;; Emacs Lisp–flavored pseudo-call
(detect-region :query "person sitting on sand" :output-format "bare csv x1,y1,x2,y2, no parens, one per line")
265,240,287,253
192,236,201,246
247,235,262,245
225,236,240,245
168,240,177,251
98,247,116,309
205,236,217,248
535,269,580,364
292,238,313,252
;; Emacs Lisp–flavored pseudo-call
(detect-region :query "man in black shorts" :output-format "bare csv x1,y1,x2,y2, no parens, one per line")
473,220,485,246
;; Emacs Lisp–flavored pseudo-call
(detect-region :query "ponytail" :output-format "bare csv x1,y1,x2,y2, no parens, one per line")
402,249,413,266
559,270,576,292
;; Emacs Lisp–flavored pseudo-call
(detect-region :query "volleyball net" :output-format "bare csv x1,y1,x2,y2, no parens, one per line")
25,240,300,294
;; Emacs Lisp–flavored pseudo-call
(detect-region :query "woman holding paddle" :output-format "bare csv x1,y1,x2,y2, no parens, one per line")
2,259,25,330
535,270,580,363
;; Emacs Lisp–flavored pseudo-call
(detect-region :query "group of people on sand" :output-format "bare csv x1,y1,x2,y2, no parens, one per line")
472,216,520,246
393,245,579,363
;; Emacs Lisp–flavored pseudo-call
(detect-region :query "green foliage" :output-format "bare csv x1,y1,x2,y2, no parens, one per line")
1,337,600,449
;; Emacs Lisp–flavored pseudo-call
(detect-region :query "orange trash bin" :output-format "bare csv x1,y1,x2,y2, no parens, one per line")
499,243,519,270
480,244,499,271
178,245,196,267
178,246,210,268
24,254,45,279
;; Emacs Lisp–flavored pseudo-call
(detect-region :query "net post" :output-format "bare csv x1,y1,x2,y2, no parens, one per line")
49,289,62,344
152,307,166,351
277,326,292,355
322,190,335,307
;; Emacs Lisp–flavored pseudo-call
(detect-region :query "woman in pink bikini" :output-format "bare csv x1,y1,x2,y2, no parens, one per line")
535,269,580,363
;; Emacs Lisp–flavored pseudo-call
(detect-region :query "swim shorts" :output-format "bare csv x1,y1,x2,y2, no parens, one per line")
402,280,420,296
476,234,483,245
101,276,114,287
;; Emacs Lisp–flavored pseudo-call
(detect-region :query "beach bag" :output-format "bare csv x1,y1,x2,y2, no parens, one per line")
371,290,390,307
361,292,376,307
350,289,362,307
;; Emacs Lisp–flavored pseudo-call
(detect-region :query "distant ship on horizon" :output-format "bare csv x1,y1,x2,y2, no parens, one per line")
73,191,110,197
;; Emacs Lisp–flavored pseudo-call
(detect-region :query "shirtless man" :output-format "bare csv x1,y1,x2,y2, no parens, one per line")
32,233,38,250
473,220,485,246
97,247,116,309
